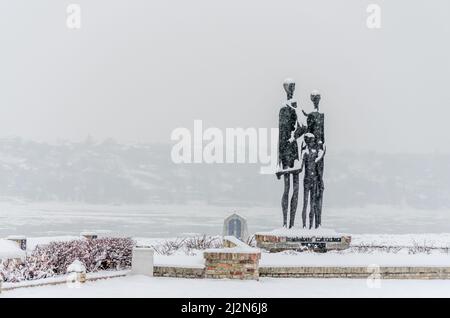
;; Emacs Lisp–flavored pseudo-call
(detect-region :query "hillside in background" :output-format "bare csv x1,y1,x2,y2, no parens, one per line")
0,137,448,209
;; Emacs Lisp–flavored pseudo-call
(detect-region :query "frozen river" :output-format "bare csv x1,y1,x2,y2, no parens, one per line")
0,201,450,237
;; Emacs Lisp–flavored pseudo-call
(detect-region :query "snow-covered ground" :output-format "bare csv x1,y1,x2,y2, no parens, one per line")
1,201,450,238
2,275,450,298
1,233,449,298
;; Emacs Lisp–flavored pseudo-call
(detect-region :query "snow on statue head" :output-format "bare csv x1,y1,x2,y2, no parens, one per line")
310,90,321,109
283,78,296,100
304,133,315,145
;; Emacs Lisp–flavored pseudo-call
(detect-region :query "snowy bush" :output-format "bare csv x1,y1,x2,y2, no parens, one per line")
0,237,134,282
344,242,450,255
347,244,403,254
408,242,433,255
184,235,223,251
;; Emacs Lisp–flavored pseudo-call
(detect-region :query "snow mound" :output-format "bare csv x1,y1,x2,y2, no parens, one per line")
67,260,86,273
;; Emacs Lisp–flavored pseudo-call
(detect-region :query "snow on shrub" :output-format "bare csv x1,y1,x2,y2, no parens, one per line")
0,237,134,282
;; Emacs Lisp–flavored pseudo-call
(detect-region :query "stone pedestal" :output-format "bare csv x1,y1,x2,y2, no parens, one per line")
71,272,86,283
255,228,351,252
131,247,154,277
67,260,87,284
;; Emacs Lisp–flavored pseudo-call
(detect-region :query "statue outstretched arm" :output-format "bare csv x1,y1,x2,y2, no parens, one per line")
294,121,307,140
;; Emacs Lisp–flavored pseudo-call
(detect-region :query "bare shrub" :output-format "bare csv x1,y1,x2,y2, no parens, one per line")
184,235,222,250
348,244,402,254
150,235,223,255
150,238,187,256
408,241,433,255
347,242,448,255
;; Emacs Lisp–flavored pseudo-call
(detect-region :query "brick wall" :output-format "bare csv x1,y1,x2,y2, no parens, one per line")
260,266,450,279
204,250,261,280
153,266,205,278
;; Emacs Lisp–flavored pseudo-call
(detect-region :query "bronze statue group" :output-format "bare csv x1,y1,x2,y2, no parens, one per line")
276,79,325,229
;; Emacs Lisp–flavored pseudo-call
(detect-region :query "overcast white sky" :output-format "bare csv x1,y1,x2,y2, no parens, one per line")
0,0,449,153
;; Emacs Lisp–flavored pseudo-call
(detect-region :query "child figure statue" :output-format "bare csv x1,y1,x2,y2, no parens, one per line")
300,133,324,229
303,90,326,227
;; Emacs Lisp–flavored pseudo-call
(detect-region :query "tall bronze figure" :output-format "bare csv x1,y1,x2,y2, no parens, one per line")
277,84,325,229
277,79,306,228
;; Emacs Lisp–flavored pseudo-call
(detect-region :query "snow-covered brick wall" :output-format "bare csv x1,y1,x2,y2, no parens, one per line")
204,250,261,280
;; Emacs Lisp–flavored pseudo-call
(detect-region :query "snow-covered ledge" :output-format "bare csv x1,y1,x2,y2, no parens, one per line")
223,235,251,248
